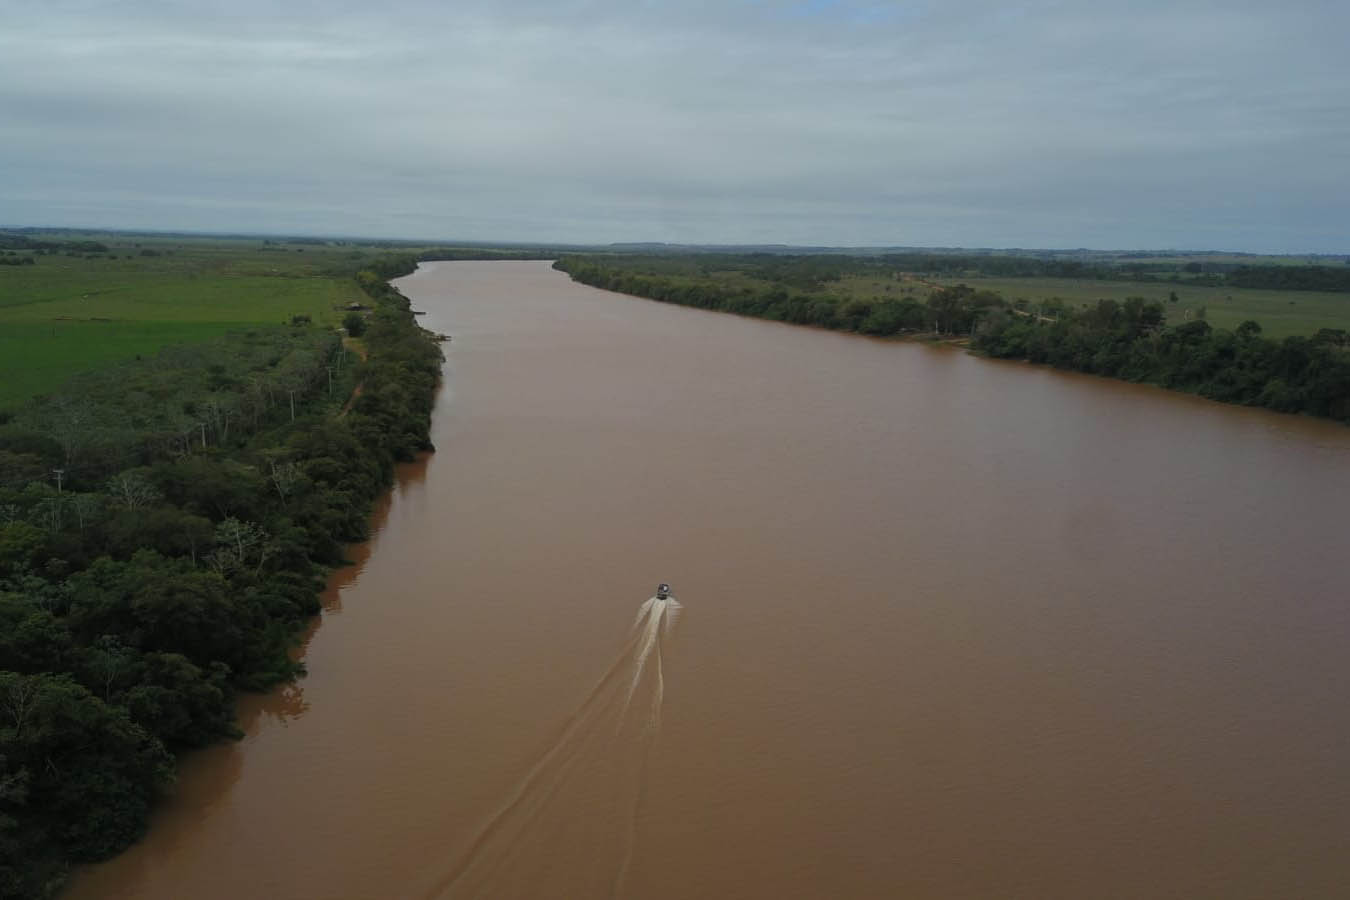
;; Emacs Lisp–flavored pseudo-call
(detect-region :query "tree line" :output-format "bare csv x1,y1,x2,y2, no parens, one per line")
557,249,1350,293
557,256,1350,425
0,235,109,254
555,256,1001,337
0,257,440,898
864,253,1350,292
871,253,1350,292
1224,264,1350,293
974,302,1350,422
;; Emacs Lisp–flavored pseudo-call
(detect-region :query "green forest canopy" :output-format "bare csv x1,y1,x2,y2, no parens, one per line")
0,254,440,898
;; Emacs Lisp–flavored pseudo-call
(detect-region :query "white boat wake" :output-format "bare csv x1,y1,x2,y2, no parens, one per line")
424,591,681,900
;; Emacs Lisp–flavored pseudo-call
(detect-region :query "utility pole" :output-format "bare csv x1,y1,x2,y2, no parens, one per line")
51,468,64,494
200,421,207,448
288,390,296,423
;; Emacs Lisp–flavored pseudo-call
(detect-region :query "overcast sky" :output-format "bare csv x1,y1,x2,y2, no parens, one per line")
2,0,1346,251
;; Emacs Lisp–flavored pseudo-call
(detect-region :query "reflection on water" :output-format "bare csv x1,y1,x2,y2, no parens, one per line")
248,682,310,729
68,261,1350,900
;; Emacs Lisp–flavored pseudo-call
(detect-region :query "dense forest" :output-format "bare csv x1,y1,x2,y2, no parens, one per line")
556,256,1350,424
0,255,440,898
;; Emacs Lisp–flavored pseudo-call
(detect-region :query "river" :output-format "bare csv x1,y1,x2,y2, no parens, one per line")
69,260,1350,899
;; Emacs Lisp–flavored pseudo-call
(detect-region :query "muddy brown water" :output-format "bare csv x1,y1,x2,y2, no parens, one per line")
69,260,1350,899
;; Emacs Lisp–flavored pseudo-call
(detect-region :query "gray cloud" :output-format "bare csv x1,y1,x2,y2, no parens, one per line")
2,0,1346,250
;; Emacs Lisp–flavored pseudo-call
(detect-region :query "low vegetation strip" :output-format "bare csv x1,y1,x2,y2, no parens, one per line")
0,256,439,899
555,256,1350,424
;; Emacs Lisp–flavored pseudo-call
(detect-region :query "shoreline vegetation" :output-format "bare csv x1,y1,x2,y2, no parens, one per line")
554,255,1350,424
0,229,563,407
0,254,440,898
0,241,1344,896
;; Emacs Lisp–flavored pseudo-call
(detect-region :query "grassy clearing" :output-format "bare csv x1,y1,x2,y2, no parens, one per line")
0,233,378,405
0,320,243,406
833,274,1350,338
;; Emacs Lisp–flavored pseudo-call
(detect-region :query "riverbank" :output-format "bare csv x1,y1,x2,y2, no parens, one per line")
554,256,1349,425
0,258,441,898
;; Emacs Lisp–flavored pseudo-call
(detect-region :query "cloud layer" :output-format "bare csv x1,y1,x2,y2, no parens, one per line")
3,0,1346,251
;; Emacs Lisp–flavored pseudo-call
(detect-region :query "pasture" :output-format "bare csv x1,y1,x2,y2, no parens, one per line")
834,274,1350,338
0,234,373,406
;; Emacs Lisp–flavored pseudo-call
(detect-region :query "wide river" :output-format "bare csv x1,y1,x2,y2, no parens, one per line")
71,260,1350,899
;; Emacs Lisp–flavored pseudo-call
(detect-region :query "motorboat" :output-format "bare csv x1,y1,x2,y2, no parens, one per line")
656,583,671,600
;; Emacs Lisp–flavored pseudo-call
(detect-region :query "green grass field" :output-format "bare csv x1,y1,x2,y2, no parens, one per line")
0,234,375,406
0,321,244,406
834,274,1350,338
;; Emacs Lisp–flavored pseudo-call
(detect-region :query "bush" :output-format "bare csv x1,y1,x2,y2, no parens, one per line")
342,312,367,337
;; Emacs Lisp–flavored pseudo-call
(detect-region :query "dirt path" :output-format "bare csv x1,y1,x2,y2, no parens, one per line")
337,336,368,418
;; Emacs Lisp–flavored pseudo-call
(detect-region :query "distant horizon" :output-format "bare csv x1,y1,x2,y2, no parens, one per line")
5,221,1346,260
5,2,1346,259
